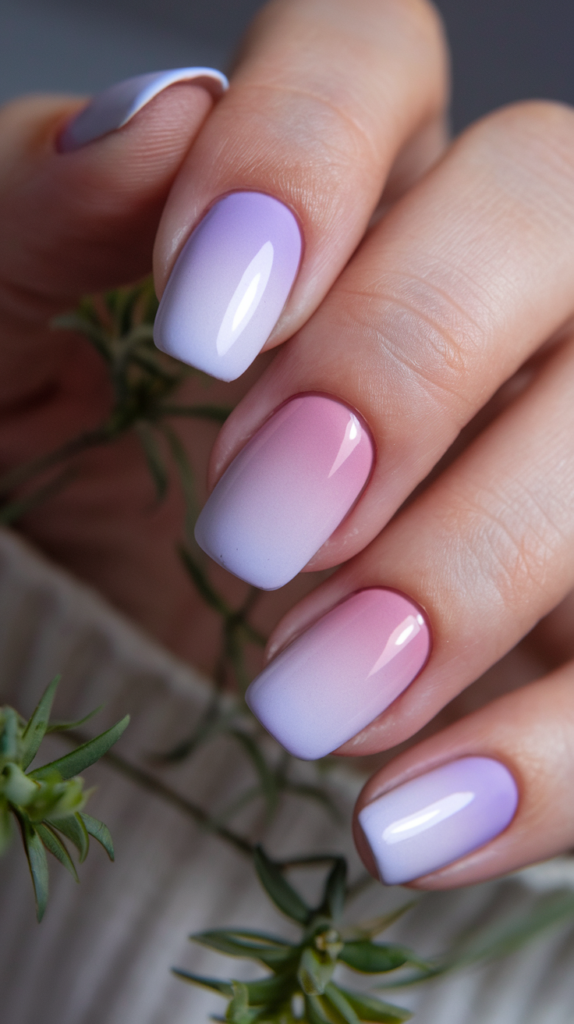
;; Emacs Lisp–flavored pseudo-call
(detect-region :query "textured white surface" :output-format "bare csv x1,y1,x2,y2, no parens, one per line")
0,526,573,1023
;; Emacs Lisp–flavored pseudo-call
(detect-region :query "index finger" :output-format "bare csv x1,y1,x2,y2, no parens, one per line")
153,0,448,380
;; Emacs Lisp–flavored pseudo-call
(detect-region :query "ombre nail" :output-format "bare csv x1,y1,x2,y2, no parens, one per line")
246,589,430,759
58,67,228,153
153,191,302,380
359,757,519,885
194,394,374,589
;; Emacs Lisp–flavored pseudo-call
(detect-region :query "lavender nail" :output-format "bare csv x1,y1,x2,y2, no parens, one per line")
153,191,302,380
359,757,518,885
58,67,228,153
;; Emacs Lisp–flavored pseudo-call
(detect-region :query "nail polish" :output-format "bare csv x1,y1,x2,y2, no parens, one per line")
58,67,228,153
359,757,519,885
246,589,430,759
153,191,302,380
194,394,374,589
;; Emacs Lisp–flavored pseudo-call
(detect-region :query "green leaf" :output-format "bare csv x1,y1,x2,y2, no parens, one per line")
338,987,412,1022
226,981,250,1023
179,545,231,617
175,968,293,1008
36,823,79,882
243,973,294,1005
324,985,361,1024
80,812,114,860
159,423,198,534
0,707,19,760
319,858,347,921
171,969,234,998
0,799,12,854
298,947,337,996
192,928,296,969
135,423,169,502
52,313,111,363
46,705,103,733
229,731,278,818
226,982,265,1024
17,813,49,921
30,714,130,781
254,846,310,925
305,994,338,1024
339,942,411,974
379,890,574,989
19,676,61,769
348,903,418,941
48,812,89,862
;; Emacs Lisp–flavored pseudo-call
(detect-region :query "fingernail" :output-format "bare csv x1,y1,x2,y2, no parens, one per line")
246,589,430,759
194,394,374,589
153,191,302,380
359,756,519,885
58,67,228,152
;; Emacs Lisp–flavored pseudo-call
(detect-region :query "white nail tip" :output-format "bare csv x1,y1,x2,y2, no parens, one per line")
59,67,229,152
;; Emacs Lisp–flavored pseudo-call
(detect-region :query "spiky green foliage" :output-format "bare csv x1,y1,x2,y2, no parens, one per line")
174,848,423,1023
0,677,128,920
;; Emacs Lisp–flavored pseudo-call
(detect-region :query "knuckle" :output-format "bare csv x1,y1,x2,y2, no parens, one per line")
443,480,566,612
337,273,481,425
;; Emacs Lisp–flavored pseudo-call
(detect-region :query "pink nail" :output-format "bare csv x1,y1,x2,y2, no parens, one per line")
246,588,431,758
194,395,374,589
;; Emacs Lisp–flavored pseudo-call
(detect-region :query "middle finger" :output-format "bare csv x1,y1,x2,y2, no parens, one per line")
197,100,574,588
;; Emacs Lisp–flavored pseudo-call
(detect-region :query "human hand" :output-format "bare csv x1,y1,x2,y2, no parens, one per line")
0,0,446,673
4,0,574,893
151,1,574,888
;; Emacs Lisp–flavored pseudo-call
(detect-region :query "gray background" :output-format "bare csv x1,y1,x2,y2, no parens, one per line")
1,0,573,132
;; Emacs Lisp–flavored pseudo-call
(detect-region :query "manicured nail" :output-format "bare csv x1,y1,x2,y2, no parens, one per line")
58,67,228,152
359,756,519,885
194,395,374,589
246,589,430,759
153,191,302,380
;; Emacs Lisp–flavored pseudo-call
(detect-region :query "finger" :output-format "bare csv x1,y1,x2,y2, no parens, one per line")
245,333,574,759
353,660,574,887
199,101,574,587
0,72,220,406
152,0,449,380
0,76,220,298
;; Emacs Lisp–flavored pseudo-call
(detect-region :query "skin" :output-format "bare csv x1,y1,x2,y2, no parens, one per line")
2,0,574,889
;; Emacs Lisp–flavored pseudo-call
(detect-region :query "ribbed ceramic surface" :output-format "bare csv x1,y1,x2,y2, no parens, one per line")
0,526,573,1023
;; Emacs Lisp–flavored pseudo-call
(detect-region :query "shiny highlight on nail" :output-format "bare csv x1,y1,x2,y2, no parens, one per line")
247,589,430,759
194,394,374,589
154,191,302,380
359,756,519,885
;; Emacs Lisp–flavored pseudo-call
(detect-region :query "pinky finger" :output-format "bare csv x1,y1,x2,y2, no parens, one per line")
354,661,574,888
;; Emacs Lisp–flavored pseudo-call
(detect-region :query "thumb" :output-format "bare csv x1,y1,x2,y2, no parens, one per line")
0,70,223,314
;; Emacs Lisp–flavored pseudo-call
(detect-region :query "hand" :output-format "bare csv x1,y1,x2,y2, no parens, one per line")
153,0,574,888
3,0,574,892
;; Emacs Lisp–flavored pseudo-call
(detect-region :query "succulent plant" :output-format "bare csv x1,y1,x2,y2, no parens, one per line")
174,847,427,1023
0,676,129,920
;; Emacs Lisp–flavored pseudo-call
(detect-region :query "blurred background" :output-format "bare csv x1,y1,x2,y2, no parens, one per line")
1,0,573,133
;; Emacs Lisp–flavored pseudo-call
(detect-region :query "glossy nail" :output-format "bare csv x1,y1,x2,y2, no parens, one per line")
153,191,302,380
58,67,228,152
359,756,519,885
194,395,374,589
246,589,430,759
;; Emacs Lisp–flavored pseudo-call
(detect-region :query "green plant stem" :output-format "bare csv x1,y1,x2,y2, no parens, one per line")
61,729,255,858
0,427,113,497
